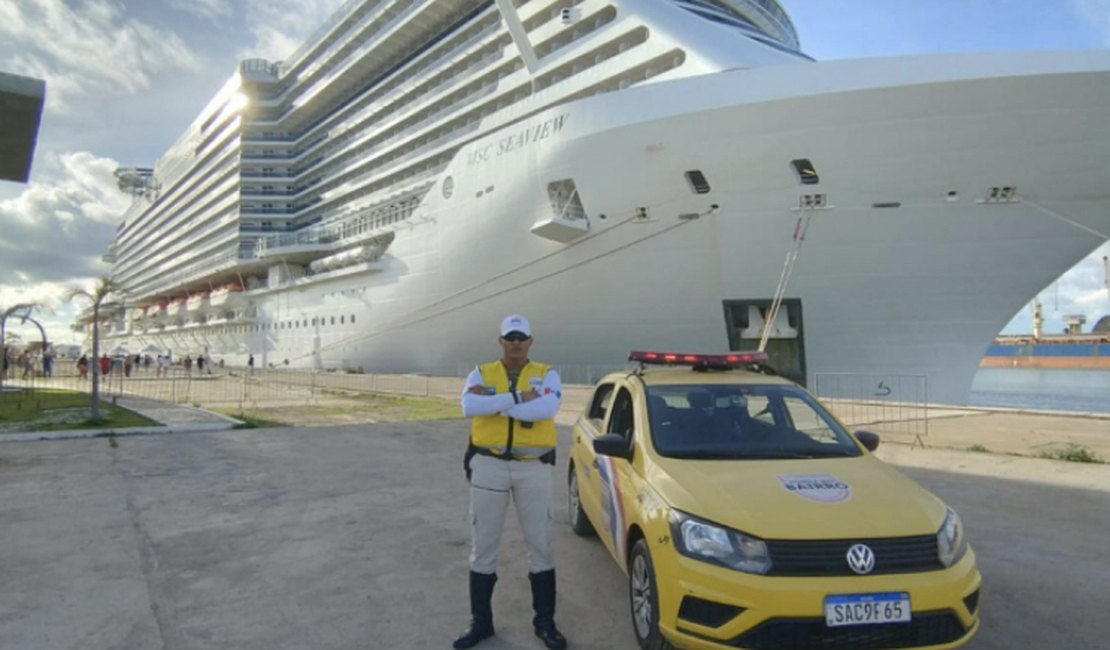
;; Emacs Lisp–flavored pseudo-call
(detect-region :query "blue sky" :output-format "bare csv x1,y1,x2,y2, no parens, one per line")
1,0,1108,346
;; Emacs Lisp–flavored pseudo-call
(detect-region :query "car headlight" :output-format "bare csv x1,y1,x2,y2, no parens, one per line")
669,510,772,575
937,507,968,567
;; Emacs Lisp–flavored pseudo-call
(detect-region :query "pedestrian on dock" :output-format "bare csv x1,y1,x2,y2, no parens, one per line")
453,314,567,650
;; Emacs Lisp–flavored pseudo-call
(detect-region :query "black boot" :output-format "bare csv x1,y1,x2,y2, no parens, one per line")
453,571,497,649
530,570,567,649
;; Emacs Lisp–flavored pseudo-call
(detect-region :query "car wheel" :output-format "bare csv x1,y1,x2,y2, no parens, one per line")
568,465,595,536
629,538,674,650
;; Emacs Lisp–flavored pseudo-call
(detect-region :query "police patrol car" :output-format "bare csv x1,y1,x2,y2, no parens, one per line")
567,351,981,649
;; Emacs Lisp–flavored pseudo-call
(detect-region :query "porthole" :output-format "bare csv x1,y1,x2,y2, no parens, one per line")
442,176,455,199
685,170,711,194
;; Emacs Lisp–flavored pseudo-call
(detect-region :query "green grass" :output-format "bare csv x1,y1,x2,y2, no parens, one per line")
0,388,159,432
967,444,990,453
215,392,462,428
226,413,287,429
1036,443,1103,464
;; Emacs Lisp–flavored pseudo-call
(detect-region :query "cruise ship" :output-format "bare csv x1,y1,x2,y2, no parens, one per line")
90,0,1110,405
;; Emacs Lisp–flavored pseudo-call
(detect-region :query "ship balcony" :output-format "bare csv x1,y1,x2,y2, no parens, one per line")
239,58,280,83
255,241,337,265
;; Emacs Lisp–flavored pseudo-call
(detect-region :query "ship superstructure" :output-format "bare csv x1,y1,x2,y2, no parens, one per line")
89,0,1110,405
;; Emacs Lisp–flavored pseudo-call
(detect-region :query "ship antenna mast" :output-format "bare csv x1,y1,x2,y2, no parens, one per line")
1104,255,1109,312
1031,296,1043,340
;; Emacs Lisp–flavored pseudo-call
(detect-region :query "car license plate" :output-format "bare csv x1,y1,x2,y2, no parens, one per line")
824,592,911,627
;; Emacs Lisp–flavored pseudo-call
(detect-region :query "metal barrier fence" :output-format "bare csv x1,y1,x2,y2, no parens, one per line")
2,360,630,414
7,364,929,447
814,372,928,447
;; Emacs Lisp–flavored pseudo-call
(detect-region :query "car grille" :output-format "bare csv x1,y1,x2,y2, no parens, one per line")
730,611,967,650
766,534,942,576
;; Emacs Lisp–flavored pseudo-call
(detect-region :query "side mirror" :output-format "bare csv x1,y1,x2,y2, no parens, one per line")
594,433,633,461
854,430,880,452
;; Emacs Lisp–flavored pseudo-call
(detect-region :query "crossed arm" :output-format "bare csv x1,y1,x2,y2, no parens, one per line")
460,367,562,421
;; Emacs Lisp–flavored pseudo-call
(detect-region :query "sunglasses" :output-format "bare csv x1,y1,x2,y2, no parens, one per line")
501,332,531,342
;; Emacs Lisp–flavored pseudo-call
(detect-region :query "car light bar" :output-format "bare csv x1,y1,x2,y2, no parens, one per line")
629,350,769,367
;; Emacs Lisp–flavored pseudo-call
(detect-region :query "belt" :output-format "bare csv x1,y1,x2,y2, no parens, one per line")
472,446,555,465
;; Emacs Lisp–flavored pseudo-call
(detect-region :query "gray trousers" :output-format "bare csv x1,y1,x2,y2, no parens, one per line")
468,454,555,575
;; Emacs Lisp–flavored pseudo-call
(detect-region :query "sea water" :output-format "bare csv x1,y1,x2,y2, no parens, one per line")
969,368,1110,413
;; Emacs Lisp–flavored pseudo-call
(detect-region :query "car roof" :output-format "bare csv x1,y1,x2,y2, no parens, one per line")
604,366,798,388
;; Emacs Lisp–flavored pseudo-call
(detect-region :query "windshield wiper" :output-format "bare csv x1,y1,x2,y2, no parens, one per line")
736,450,821,459
734,449,856,459
666,450,741,459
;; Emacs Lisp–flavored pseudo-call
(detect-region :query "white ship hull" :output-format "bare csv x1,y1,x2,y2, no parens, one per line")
110,50,1110,405
94,0,1110,406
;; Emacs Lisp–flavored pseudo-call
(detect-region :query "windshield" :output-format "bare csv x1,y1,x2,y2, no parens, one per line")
647,383,861,459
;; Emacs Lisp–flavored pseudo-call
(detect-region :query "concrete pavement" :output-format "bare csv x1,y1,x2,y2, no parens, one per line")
0,395,240,443
1,420,1108,650
2,387,1109,649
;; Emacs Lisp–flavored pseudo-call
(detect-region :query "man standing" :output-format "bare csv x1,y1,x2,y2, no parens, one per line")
455,314,567,649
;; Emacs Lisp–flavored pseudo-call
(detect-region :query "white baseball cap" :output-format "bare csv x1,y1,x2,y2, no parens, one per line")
500,314,531,337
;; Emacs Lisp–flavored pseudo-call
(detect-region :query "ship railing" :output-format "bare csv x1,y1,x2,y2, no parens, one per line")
730,0,799,48
255,196,419,256
131,250,244,301
257,7,499,174
282,0,388,85
325,19,500,146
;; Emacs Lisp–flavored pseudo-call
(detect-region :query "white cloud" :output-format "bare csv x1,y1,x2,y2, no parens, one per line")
1003,241,1110,334
168,0,232,22
0,0,205,113
0,151,127,285
0,150,129,346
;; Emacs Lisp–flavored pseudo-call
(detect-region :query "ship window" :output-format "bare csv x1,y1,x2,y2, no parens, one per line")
331,316,335,325
351,314,356,323
685,170,711,194
340,316,345,325
791,159,819,185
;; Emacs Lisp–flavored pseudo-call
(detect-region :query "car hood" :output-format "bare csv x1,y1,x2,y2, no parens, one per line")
649,455,946,539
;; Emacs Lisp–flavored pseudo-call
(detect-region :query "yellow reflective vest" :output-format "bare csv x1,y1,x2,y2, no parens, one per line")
470,360,557,456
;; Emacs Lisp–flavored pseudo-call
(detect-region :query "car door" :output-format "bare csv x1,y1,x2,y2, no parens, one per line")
573,381,615,539
594,383,637,564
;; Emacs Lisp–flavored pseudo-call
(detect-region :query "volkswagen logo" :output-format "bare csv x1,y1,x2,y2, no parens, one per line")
847,543,876,575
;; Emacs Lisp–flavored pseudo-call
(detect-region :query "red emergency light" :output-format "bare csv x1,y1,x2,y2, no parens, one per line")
629,350,769,368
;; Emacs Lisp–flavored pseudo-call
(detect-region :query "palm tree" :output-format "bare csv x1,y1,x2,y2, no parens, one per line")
65,277,125,422
0,303,41,413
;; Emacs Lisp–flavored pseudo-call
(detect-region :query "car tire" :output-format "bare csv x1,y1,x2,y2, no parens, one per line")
568,465,595,537
629,538,674,650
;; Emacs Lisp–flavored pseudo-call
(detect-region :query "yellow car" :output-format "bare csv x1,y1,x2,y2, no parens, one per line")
567,351,981,650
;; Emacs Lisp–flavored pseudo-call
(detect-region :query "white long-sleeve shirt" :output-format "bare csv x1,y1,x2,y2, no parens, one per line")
460,364,562,422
